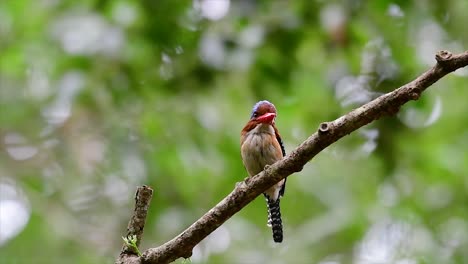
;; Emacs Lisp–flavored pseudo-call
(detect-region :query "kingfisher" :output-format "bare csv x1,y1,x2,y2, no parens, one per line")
240,100,286,243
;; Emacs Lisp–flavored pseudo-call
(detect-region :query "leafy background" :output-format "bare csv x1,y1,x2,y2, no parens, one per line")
1,0,468,263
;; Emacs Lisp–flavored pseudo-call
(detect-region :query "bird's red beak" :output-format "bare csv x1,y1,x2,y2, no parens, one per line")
256,112,276,124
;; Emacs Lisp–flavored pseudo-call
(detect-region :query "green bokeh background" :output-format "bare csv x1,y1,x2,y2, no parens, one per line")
1,0,468,263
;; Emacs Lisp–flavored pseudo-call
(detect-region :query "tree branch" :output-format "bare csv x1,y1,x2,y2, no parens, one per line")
117,50,468,264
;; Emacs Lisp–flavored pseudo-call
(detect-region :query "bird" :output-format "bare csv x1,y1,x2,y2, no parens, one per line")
240,100,286,243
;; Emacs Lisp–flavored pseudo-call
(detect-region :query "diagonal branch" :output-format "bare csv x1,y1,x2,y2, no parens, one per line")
118,50,468,264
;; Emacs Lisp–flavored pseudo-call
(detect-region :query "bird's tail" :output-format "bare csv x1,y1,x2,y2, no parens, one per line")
265,195,283,243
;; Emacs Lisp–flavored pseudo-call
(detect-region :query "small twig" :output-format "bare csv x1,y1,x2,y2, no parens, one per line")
115,185,153,264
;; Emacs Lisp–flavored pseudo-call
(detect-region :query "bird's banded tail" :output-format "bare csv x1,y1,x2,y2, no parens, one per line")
265,195,283,243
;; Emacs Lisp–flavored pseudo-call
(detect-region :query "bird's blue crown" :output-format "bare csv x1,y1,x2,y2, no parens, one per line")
251,100,274,118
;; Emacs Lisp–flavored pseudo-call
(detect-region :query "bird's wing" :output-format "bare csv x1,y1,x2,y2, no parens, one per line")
274,127,287,197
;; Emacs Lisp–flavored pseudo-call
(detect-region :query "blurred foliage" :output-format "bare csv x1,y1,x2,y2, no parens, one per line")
1,0,468,263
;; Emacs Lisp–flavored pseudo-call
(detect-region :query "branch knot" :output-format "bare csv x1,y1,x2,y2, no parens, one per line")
435,50,453,64
318,122,330,134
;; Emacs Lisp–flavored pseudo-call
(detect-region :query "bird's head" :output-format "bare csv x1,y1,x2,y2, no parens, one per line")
241,100,281,146
249,100,277,125
241,100,278,136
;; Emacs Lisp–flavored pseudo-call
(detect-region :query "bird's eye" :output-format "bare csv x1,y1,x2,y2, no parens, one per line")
252,112,258,118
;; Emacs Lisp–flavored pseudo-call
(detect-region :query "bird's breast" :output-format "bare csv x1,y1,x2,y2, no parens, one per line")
241,125,282,177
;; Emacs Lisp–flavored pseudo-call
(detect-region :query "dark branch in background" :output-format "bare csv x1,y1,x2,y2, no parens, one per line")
115,50,468,264
116,185,153,264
